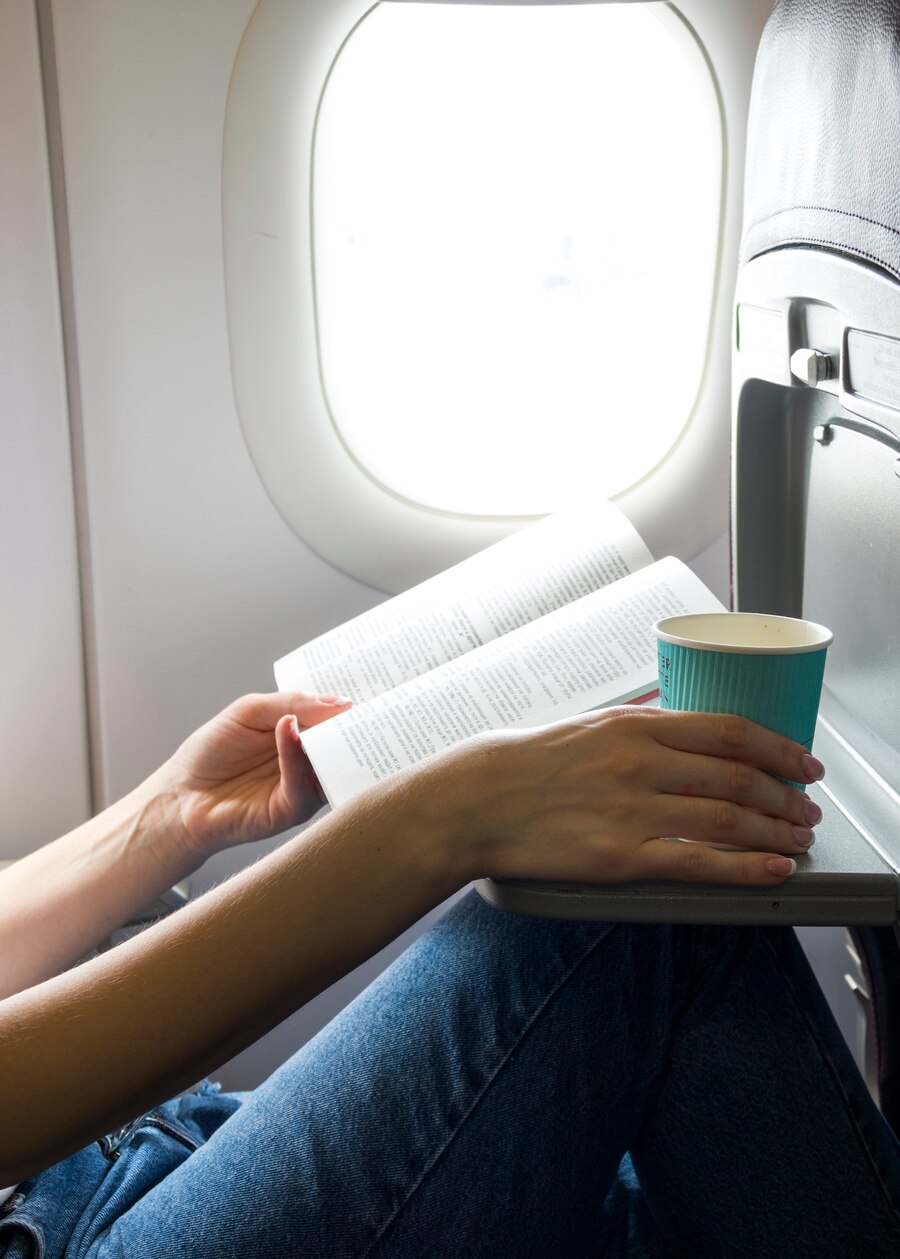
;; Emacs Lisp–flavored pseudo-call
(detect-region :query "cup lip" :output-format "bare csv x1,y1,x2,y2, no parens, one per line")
654,612,833,655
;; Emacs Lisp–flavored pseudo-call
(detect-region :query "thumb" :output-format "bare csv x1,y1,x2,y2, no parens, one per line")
272,713,327,821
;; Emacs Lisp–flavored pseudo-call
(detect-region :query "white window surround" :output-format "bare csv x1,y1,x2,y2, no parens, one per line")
223,0,766,594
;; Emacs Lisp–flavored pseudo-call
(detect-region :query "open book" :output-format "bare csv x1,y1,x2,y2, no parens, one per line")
274,503,725,807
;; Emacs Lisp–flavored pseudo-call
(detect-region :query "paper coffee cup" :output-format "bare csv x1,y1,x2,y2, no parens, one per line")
654,612,833,788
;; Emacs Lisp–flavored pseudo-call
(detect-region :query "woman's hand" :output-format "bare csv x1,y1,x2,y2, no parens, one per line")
427,705,825,887
0,692,352,1001
157,692,352,861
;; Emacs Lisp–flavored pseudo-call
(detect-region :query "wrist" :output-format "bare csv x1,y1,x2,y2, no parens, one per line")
118,763,205,882
394,741,495,889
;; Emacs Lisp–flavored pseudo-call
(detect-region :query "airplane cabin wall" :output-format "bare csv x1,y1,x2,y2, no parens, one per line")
0,0,90,854
45,0,386,815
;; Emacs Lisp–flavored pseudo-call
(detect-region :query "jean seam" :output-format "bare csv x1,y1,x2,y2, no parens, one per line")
0,1216,46,1258
361,924,621,1258
758,930,900,1229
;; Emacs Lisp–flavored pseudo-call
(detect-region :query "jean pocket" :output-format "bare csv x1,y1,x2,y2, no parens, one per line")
97,1114,151,1163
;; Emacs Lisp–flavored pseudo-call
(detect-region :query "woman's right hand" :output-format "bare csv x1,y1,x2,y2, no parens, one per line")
420,705,824,888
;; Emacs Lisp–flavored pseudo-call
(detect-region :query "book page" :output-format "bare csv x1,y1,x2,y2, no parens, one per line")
302,557,725,807
274,502,651,702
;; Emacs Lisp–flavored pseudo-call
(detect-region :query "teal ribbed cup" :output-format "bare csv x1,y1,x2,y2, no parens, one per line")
655,613,833,789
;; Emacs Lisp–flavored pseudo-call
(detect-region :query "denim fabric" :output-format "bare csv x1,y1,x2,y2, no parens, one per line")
1,892,898,1257
0,1087,244,1259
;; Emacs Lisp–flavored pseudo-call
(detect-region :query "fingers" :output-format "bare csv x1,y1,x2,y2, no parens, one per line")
647,746,821,832
646,710,824,786
230,691,352,731
646,791,816,857
289,693,353,729
637,837,799,887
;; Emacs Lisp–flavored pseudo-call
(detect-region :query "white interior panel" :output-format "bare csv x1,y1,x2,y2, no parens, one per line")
0,0,90,855
49,0,384,808
224,0,775,591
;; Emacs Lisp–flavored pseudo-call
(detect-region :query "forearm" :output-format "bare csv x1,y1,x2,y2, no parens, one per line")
0,768,199,999
0,689,347,1000
0,766,468,1187
0,707,820,1186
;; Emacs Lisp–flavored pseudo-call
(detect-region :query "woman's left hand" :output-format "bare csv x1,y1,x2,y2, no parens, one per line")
157,692,351,860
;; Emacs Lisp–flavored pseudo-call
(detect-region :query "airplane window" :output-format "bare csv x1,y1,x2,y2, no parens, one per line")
313,2,721,517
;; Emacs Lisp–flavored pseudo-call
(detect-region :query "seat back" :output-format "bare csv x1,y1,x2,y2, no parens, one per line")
733,0,900,1135
733,0,900,869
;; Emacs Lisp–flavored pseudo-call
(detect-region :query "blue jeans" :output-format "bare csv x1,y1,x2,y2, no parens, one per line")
2,892,899,1257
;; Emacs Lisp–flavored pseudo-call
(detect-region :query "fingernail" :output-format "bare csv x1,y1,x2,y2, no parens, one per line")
802,754,825,781
317,695,352,706
767,857,797,876
290,715,301,742
803,798,823,825
792,826,815,849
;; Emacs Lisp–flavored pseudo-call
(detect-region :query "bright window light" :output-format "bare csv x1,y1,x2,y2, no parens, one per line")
313,2,721,517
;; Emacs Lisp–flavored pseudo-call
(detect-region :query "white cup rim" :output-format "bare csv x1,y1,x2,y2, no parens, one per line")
654,612,833,655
